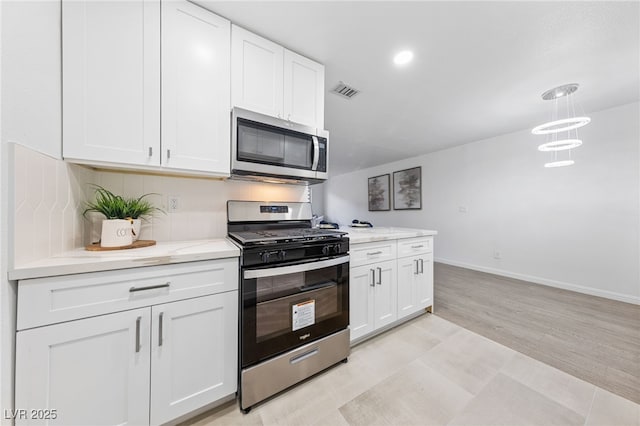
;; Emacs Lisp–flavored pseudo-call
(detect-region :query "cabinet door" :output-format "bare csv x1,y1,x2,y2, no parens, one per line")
283,49,325,128
416,255,434,311
150,291,238,425
161,1,231,175
397,256,419,319
15,309,151,426
231,25,284,118
349,265,376,341
373,260,398,329
62,0,160,167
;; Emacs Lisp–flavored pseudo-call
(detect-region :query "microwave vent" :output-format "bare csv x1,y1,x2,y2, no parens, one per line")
331,81,360,99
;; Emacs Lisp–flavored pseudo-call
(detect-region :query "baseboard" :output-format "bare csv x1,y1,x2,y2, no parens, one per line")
434,257,640,306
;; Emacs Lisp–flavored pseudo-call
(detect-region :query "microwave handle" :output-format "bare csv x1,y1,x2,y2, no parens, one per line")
311,136,320,171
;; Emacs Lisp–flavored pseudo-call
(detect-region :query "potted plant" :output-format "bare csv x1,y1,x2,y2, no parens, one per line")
83,185,164,244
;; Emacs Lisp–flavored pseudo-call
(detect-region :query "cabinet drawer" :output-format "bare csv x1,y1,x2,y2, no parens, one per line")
397,237,433,257
350,241,397,267
17,258,238,330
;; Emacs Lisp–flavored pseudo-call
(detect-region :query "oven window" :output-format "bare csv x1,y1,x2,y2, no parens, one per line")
256,284,338,341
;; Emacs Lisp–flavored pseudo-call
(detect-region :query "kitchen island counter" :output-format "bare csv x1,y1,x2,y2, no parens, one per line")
9,238,240,280
341,226,437,244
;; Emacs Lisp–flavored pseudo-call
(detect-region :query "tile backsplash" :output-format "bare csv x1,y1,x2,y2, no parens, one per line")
11,143,310,267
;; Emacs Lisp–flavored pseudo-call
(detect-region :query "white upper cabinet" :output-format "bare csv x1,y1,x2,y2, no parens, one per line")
231,25,284,119
161,0,230,175
231,25,325,129
283,49,325,128
63,0,231,176
62,0,161,167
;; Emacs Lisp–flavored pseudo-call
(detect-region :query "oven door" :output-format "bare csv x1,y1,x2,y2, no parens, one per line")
241,255,349,368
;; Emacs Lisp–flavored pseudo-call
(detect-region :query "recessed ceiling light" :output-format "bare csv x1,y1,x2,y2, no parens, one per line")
393,50,413,66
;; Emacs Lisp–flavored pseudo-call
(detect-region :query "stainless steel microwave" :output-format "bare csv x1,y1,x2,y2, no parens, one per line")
231,108,328,184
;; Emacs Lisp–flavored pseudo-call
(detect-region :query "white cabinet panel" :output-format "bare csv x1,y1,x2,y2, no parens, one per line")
373,260,397,329
283,49,324,128
232,25,284,118
416,257,434,310
150,291,237,425
397,256,418,318
15,309,151,426
397,236,433,257
350,240,397,267
349,265,375,341
62,0,160,167
162,1,230,175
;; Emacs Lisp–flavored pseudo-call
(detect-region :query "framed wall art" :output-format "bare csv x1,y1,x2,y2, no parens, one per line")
393,166,421,210
368,174,390,211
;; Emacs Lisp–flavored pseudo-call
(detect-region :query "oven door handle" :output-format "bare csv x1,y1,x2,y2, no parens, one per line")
244,256,349,279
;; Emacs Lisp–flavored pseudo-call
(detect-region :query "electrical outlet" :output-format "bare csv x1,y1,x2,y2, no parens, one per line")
493,250,502,260
168,196,180,213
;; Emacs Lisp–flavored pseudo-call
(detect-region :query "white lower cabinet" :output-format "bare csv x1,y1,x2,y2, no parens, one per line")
350,260,397,342
350,236,434,343
16,309,151,426
397,254,434,319
15,259,238,426
349,265,375,340
150,292,237,425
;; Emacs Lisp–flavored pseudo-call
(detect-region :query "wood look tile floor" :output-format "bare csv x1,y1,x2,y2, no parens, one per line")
182,315,640,426
434,263,640,405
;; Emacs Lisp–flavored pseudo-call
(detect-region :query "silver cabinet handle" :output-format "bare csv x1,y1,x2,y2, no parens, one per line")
167,149,171,159
370,269,375,287
367,251,383,256
376,267,382,285
135,316,141,353
129,282,170,293
415,259,419,275
420,259,424,274
148,147,153,157
158,312,164,347
411,245,424,249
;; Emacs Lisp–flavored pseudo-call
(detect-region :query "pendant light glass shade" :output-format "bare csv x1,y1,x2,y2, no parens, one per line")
532,83,589,167
531,116,591,135
538,139,583,152
544,160,575,168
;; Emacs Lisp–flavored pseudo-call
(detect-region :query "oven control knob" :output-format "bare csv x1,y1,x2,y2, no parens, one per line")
279,250,286,260
322,245,331,256
260,252,270,263
333,243,342,254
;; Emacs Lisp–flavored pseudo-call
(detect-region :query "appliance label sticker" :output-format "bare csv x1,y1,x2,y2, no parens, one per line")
292,300,315,331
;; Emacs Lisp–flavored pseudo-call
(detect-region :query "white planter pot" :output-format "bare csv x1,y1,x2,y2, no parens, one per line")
101,219,132,247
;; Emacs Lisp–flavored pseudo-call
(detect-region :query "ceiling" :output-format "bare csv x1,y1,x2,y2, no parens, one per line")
196,1,640,177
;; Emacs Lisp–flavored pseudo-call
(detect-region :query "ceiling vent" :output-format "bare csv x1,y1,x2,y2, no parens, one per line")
331,81,360,99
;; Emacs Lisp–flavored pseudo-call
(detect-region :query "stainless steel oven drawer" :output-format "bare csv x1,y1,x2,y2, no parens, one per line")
240,328,350,410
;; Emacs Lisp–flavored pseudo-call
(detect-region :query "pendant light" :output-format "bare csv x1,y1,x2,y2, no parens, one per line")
532,83,590,167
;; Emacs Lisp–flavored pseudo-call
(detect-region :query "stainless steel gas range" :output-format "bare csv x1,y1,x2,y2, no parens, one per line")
227,201,350,413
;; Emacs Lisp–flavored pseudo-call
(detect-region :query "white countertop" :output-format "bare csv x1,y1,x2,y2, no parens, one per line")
9,239,241,281
341,226,438,244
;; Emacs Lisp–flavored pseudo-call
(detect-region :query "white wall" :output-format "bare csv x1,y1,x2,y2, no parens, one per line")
326,102,640,304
